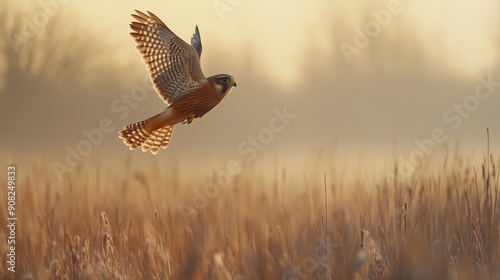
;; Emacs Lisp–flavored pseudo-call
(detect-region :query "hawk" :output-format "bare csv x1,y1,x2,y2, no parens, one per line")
119,10,237,154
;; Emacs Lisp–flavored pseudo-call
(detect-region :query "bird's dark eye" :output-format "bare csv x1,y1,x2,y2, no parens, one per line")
220,77,229,83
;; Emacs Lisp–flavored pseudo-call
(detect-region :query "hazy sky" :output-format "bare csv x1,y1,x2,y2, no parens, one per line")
69,0,499,87
1,0,499,175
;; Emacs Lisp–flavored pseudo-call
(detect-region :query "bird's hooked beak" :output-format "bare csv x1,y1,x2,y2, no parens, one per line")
232,81,237,87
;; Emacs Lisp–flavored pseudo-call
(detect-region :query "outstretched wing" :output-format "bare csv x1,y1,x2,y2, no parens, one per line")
191,25,202,58
130,10,206,105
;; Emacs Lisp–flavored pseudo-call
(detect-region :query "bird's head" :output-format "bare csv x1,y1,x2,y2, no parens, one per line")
211,74,237,96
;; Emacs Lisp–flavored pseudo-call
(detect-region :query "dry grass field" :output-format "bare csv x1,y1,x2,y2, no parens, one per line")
0,149,499,280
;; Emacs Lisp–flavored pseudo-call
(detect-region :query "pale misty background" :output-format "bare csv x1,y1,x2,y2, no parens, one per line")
0,0,499,174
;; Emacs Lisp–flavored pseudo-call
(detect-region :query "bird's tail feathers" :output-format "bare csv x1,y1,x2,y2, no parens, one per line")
119,114,174,155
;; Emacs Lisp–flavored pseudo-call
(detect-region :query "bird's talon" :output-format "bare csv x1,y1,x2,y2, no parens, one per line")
183,115,194,124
